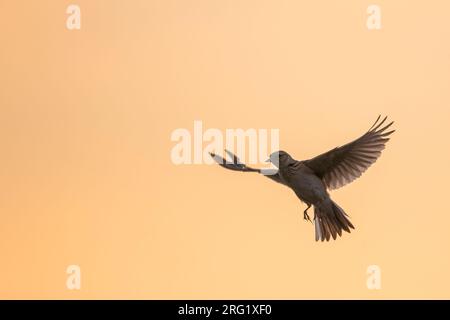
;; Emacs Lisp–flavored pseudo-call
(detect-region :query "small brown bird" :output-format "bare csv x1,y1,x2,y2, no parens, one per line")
210,115,395,241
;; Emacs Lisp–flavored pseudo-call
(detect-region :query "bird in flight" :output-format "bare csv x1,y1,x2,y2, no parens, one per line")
210,115,395,241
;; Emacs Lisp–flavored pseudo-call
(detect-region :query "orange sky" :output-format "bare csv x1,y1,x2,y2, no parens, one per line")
1,0,450,299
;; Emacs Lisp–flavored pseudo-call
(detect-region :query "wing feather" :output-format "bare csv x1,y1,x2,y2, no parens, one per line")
304,116,395,190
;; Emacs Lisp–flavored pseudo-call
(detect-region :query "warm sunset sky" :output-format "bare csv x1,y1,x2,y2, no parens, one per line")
1,1,449,299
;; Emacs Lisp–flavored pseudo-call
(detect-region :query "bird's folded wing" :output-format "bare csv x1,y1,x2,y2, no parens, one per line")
303,115,395,190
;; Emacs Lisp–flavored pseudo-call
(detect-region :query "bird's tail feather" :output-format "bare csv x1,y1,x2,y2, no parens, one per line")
314,199,354,241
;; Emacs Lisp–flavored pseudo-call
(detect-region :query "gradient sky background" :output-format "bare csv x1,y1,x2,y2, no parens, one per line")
1,0,450,299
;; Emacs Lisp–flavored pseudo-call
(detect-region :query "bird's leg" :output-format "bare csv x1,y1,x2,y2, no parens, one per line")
303,204,312,223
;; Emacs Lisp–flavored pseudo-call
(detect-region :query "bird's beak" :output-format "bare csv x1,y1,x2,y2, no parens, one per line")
265,158,271,163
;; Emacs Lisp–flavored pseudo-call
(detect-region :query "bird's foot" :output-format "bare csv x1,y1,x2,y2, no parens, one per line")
303,212,312,223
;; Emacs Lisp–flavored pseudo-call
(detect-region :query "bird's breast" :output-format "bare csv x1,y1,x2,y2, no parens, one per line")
280,165,328,204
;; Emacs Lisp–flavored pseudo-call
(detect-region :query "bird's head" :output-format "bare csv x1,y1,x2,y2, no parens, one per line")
266,150,294,168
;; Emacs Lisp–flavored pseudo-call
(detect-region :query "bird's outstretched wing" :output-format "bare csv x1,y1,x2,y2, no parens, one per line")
303,115,395,190
210,150,287,186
